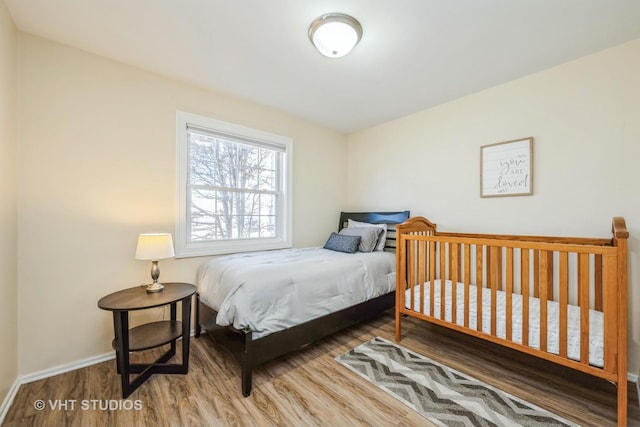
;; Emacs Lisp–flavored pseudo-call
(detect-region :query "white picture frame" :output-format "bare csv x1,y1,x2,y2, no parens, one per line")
480,137,533,198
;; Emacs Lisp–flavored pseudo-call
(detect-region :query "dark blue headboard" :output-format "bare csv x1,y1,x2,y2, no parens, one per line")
338,211,410,250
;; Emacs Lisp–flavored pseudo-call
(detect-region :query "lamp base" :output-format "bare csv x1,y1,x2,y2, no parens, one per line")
146,283,165,293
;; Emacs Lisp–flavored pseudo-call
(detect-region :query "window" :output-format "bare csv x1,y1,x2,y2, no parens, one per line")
176,111,292,257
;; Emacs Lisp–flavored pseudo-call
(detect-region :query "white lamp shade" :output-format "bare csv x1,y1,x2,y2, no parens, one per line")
309,13,362,58
135,233,175,260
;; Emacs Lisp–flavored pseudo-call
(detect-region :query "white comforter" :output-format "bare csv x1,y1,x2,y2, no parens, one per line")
197,247,396,338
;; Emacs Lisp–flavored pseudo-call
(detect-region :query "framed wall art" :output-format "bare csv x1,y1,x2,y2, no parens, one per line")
480,137,533,198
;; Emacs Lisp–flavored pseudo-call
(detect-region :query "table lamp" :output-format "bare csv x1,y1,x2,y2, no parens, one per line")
135,233,175,293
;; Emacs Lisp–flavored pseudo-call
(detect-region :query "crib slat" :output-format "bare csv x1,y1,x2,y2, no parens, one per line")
451,243,459,325
579,253,590,364
398,236,407,301
447,241,452,278
545,251,554,300
430,241,436,317
522,248,530,346
490,246,498,336
456,243,462,281
440,242,446,320
533,250,540,298
418,240,426,315
464,244,471,328
395,235,405,342
595,254,603,311
408,240,415,312
506,247,513,341
486,247,491,296
425,236,431,288
448,243,461,282
539,250,549,352
497,248,503,291
559,252,569,358
477,246,483,332
603,253,617,372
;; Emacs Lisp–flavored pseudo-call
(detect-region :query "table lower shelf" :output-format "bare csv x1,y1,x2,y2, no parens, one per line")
112,320,182,352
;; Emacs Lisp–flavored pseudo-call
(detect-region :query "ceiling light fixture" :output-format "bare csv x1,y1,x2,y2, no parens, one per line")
308,13,363,58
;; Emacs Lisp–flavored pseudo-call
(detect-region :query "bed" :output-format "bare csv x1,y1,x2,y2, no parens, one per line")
394,216,629,425
195,210,410,396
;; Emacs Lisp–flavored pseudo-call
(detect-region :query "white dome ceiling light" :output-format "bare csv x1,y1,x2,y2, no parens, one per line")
308,13,363,58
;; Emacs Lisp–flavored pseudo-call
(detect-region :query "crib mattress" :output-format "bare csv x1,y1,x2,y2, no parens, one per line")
406,279,604,367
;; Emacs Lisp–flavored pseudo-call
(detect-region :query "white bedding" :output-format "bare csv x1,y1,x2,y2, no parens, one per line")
405,279,604,367
197,247,396,338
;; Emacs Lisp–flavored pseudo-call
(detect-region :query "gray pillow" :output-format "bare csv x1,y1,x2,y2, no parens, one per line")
347,219,388,251
339,227,382,252
323,232,361,254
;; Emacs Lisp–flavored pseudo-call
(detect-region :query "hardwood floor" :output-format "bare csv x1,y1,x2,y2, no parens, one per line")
4,312,638,426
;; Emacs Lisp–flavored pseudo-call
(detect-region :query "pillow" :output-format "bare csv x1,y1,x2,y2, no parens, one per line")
323,232,361,254
347,219,388,251
339,227,382,253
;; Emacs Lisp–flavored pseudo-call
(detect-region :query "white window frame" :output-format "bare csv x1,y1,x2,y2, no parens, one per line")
175,110,293,257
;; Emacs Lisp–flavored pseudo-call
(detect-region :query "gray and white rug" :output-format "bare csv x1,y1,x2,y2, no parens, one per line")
335,337,578,427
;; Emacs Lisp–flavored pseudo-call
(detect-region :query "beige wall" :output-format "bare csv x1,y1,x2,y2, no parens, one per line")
348,39,640,373
11,17,640,382
17,34,347,374
0,0,18,403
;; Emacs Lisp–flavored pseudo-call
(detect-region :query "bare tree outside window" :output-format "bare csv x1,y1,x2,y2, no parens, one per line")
176,111,291,257
187,131,279,242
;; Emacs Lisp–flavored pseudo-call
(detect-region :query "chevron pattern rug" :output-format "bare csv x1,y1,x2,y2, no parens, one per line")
336,337,578,427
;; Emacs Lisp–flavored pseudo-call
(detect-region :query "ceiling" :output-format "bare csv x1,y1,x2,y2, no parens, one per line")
5,0,640,133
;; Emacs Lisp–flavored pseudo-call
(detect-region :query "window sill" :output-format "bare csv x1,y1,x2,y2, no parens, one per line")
174,238,292,258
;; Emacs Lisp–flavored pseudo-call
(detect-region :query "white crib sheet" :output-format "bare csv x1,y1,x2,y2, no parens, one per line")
406,279,604,367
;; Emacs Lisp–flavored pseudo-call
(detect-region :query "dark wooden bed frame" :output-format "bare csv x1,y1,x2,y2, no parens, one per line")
194,211,410,396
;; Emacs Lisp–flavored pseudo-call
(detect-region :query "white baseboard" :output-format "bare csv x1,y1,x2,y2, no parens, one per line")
0,351,115,425
0,378,21,425
0,330,202,423
17,329,198,385
20,351,115,385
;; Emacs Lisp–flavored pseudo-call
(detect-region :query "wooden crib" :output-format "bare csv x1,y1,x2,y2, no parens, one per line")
395,216,629,425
